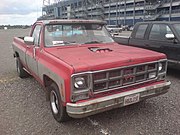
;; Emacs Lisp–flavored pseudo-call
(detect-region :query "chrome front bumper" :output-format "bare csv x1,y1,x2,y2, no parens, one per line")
66,81,171,118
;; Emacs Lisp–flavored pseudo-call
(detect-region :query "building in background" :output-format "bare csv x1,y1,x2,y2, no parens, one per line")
40,0,180,26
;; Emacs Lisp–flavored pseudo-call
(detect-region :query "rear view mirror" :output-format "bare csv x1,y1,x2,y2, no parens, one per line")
24,36,34,45
165,34,175,40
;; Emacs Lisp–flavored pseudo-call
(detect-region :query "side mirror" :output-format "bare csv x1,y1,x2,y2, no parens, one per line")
24,36,34,45
165,34,175,40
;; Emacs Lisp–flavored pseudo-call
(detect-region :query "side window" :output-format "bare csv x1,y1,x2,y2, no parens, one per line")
32,25,41,46
134,24,148,39
149,24,173,41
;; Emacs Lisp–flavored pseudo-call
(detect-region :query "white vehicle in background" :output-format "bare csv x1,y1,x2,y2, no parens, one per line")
106,25,123,36
4,27,8,30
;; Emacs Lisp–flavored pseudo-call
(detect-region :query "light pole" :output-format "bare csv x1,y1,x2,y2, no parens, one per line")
133,0,135,25
169,0,172,21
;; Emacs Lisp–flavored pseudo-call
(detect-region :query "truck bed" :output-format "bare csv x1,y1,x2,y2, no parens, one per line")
17,37,25,40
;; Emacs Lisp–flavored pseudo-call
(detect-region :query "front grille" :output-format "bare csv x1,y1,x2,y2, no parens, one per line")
93,62,158,92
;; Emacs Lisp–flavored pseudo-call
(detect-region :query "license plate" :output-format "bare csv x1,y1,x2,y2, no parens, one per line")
124,93,140,106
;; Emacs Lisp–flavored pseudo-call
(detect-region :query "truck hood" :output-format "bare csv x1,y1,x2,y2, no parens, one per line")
45,43,166,73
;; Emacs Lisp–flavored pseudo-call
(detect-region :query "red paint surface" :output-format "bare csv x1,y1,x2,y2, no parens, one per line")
13,21,167,105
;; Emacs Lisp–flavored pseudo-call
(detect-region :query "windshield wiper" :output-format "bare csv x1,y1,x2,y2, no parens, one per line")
84,41,103,44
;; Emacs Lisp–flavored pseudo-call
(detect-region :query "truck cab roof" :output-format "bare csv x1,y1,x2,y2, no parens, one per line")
136,21,180,25
35,19,107,25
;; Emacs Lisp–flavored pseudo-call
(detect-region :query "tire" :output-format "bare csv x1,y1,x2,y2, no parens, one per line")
16,58,29,78
49,83,70,122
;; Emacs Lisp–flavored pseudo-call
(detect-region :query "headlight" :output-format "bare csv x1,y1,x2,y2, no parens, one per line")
157,60,167,81
72,74,91,91
159,63,163,71
158,61,166,73
74,77,87,89
71,73,91,102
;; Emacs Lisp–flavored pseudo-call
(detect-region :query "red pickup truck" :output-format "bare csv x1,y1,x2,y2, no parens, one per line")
12,19,171,122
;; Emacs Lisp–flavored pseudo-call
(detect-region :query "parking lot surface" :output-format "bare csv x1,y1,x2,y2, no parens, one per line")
0,29,180,135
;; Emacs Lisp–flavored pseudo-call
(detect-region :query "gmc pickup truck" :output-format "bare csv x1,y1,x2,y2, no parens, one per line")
114,21,180,68
12,19,171,122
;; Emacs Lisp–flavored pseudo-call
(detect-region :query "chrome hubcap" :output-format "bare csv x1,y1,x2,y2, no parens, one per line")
50,91,59,114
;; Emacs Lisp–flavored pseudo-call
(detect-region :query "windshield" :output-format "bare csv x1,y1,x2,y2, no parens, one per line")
173,24,180,37
44,23,114,47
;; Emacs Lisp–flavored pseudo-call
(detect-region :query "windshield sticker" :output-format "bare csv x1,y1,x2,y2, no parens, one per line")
52,41,64,45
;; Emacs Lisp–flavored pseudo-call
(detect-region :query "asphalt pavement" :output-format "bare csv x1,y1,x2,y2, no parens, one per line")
0,29,180,135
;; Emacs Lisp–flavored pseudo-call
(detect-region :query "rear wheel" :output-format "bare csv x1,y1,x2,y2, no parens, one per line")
49,83,70,122
16,58,29,78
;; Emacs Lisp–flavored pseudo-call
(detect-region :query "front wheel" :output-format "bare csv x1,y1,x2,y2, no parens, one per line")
49,83,70,122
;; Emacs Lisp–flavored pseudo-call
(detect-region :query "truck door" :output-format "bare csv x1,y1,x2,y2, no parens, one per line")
147,24,180,61
26,25,42,76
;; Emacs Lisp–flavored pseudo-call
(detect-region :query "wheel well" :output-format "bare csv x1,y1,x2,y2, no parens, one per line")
43,75,57,101
43,75,54,88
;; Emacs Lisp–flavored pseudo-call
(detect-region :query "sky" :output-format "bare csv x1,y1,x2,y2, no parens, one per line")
0,0,42,25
